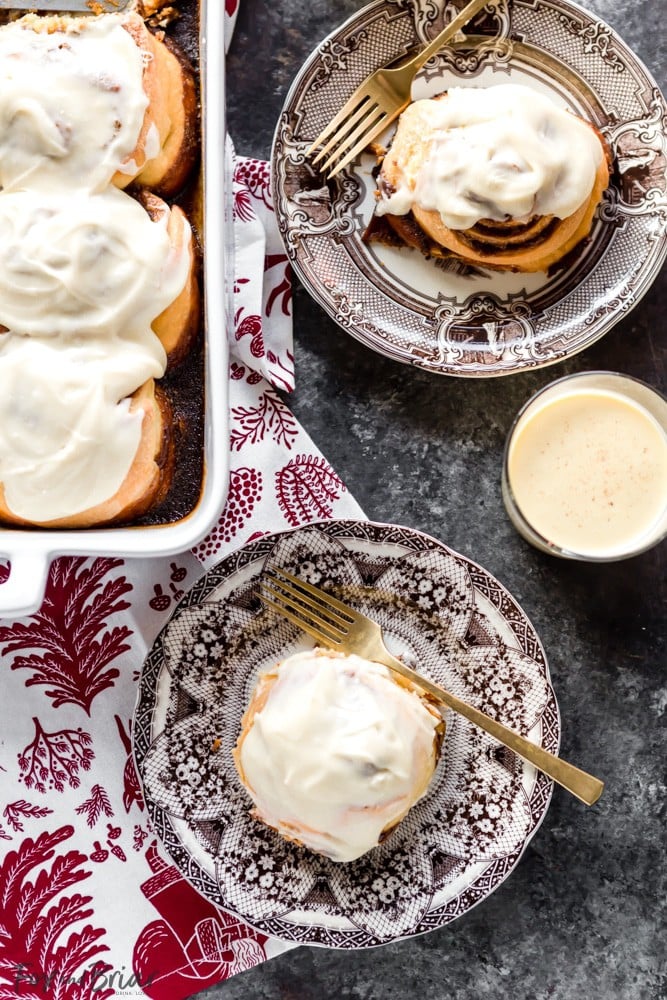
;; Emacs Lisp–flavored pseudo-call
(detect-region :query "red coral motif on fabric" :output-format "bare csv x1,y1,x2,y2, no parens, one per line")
230,389,298,451
0,558,133,714
193,467,263,561
75,786,113,829
233,186,255,224
18,720,94,794
131,842,267,999
275,454,347,527
2,801,53,834
0,825,114,999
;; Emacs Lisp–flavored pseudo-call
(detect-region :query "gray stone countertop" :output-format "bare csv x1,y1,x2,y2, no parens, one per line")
201,1,666,996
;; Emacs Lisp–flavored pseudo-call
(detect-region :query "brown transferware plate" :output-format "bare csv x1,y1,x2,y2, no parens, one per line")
134,520,560,947
271,0,667,376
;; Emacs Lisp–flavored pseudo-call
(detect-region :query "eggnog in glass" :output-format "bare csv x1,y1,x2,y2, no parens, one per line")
502,372,667,560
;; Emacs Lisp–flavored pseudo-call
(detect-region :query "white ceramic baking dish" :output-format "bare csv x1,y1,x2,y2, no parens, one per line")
0,0,230,619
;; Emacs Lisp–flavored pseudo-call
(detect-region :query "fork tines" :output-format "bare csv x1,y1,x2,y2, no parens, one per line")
308,96,377,162
259,567,353,647
309,97,390,178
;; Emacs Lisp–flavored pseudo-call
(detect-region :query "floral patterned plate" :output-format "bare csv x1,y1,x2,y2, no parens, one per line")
134,520,560,947
271,0,667,376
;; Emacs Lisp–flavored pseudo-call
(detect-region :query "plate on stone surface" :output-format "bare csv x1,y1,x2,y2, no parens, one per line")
134,519,560,947
271,0,667,377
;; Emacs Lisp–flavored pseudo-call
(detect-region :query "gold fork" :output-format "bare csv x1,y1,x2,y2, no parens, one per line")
260,567,604,806
308,0,492,179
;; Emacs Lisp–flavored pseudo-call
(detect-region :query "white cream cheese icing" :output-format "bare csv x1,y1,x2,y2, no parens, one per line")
0,15,148,193
377,85,604,230
0,12,193,524
0,336,163,521
0,186,190,348
237,650,441,863
507,387,667,557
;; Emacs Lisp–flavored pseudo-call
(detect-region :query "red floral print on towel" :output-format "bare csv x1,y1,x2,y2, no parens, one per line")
193,467,264,561
230,388,299,452
0,825,114,1000
0,152,363,999
276,454,348,527
0,558,133,714
19,720,94,794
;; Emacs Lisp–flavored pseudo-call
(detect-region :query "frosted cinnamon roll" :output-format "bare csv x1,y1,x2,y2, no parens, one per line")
0,12,197,196
0,186,198,366
367,85,611,273
233,648,443,863
0,338,172,528
138,189,201,367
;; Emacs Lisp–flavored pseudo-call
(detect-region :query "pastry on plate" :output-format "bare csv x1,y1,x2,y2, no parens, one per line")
0,337,173,528
0,186,199,367
233,648,444,863
366,84,611,273
0,11,197,196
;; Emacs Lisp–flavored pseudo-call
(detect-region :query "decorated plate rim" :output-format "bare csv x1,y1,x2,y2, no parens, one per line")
271,0,667,377
133,519,562,948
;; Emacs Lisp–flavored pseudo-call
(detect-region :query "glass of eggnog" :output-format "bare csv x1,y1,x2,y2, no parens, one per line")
502,371,667,561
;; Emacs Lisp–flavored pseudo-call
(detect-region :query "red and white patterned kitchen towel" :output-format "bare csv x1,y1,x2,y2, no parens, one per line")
0,27,364,1000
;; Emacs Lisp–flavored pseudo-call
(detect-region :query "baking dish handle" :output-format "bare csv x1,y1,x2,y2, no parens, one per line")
0,552,50,619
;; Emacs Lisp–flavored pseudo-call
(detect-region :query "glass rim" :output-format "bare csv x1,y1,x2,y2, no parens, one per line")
502,370,667,562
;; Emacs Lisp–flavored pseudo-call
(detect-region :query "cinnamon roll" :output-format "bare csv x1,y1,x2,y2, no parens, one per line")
0,186,198,367
0,338,172,528
233,648,444,863
0,7,201,530
366,85,611,273
0,11,197,196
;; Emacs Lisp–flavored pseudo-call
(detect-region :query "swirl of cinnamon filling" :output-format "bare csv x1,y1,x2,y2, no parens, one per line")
372,85,610,272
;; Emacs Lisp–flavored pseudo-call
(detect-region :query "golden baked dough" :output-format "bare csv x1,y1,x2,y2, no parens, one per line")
137,190,201,367
128,28,199,198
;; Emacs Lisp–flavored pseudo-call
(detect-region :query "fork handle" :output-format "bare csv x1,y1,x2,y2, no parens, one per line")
377,649,604,806
406,0,493,74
